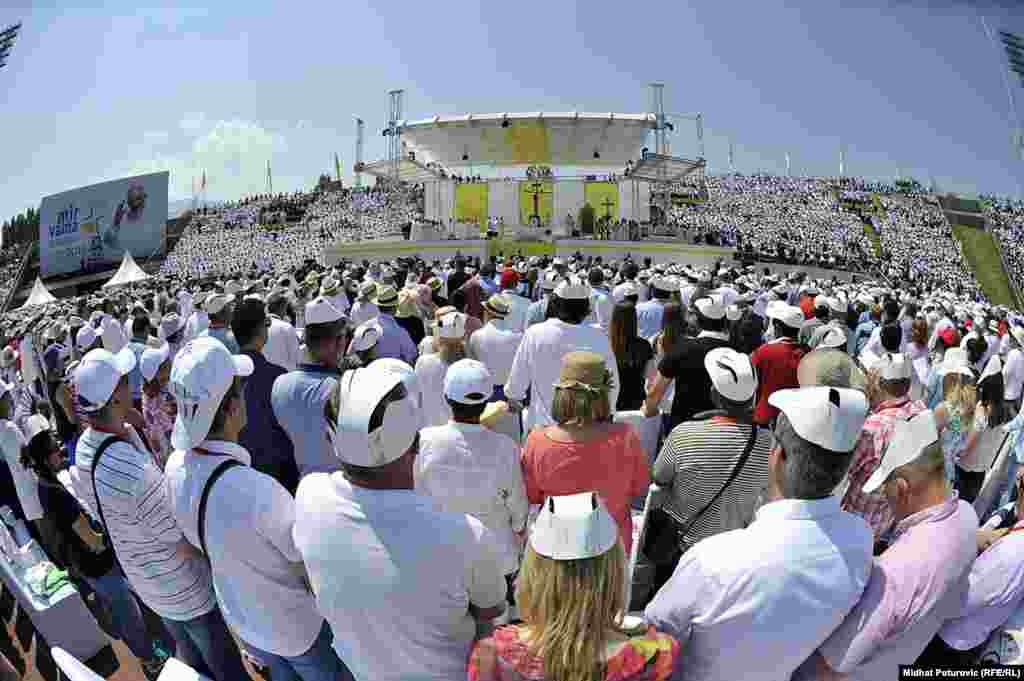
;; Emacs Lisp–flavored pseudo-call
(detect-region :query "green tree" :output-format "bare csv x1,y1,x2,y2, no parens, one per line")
578,202,595,234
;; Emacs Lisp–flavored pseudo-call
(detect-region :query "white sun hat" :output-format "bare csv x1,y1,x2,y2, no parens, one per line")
140,343,171,383
530,492,619,561
939,347,973,378
876,353,913,381
368,358,422,409
769,386,869,453
348,319,383,354
818,326,848,350
75,347,137,413
554,276,590,300
694,296,726,320
306,297,346,326
436,312,467,339
612,282,639,304
333,364,422,467
767,303,805,329
704,348,757,403
861,410,939,494
170,337,254,450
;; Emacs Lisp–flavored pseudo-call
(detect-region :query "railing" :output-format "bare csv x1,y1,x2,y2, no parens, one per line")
0,244,33,314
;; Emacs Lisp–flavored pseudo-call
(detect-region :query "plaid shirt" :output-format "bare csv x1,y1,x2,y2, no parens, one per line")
841,396,927,540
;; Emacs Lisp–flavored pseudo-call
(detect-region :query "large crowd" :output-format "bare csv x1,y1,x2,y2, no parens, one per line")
0,243,28,311
0,236,1022,680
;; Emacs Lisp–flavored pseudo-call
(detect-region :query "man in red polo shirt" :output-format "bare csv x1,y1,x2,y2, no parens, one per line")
751,303,807,426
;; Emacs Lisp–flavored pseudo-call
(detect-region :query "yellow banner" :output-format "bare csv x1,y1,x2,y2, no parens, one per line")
519,181,554,226
455,183,489,233
584,181,619,222
503,120,551,164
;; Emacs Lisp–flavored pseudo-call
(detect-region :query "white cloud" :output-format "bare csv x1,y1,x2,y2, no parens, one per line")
143,130,169,145
124,119,291,201
179,113,207,134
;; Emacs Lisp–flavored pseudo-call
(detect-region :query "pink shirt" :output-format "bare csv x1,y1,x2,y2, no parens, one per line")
522,423,649,554
841,397,927,540
804,496,978,681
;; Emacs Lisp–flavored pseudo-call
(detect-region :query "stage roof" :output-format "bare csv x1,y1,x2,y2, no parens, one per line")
628,153,706,183
398,112,656,168
356,158,447,183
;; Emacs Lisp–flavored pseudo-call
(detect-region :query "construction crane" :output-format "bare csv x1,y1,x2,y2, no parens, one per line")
0,22,21,71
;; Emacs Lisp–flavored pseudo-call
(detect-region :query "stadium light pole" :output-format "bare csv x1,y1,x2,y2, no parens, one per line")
982,16,1024,199
0,22,21,72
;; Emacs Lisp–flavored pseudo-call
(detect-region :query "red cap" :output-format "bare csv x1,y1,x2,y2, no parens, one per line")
940,327,960,347
500,270,519,288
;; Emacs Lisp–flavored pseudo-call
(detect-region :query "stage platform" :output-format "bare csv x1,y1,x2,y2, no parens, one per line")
323,238,857,281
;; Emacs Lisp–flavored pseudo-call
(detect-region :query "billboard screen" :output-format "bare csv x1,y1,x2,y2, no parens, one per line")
38,171,169,276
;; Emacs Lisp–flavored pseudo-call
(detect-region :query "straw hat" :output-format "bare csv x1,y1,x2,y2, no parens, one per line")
554,351,613,394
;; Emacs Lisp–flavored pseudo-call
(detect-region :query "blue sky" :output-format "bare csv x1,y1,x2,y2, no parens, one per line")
2,0,1024,223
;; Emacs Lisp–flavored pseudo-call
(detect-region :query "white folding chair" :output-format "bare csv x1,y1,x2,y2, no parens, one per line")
628,483,667,612
51,648,105,681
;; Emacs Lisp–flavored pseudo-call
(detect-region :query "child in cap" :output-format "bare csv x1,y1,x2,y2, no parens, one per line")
140,344,174,469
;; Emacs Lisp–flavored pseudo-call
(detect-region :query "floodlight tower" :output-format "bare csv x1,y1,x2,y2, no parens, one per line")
386,89,404,186
0,22,22,72
982,17,1024,197
354,117,365,189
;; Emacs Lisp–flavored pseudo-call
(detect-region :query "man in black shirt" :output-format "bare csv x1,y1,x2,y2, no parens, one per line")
446,258,470,295
644,296,732,434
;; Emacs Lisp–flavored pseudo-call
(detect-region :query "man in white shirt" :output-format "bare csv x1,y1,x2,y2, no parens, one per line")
416,359,528,588
71,347,246,681
505,276,620,431
319,275,351,319
524,271,559,328
498,270,531,334
645,386,874,681
263,289,303,371
164,337,353,681
1004,327,1024,411
468,296,523,399
293,364,507,681
184,292,210,343
636,277,673,339
586,267,613,330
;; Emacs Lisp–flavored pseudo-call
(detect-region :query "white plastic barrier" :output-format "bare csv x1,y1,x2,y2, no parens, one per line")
158,657,213,681
974,433,1012,523
52,648,105,681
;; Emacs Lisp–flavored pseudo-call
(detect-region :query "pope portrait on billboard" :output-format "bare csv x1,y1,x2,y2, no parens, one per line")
104,183,147,249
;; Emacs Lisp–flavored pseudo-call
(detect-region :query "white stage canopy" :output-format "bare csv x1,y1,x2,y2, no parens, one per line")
21,277,57,308
398,112,655,168
103,252,150,288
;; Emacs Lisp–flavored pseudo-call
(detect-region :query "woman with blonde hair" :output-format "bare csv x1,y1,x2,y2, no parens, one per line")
907,318,930,361
468,492,679,681
521,352,649,556
934,348,978,487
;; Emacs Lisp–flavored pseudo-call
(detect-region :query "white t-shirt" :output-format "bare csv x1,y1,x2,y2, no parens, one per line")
414,353,454,429
263,316,302,372
164,441,323,656
293,474,506,681
1006,348,1024,401
467,322,523,385
416,423,528,574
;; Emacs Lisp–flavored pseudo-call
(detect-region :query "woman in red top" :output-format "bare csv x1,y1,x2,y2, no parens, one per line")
520,351,650,554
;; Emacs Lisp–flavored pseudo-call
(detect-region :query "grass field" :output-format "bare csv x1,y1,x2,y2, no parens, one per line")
951,224,1017,307
487,239,555,259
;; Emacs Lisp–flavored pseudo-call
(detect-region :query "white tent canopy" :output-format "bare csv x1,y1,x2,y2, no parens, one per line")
103,252,150,288
20,277,57,309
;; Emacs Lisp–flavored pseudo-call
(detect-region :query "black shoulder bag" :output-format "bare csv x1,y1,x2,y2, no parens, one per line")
196,460,242,557
642,420,759,564
89,436,129,575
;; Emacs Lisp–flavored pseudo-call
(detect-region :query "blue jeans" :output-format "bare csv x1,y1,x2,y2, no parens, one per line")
82,568,152,661
245,621,354,681
162,607,247,681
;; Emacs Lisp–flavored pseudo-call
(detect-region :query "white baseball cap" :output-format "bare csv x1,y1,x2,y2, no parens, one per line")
76,325,99,350
768,303,805,329
140,343,171,383
305,297,345,326
612,282,639,303
75,347,137,413
861,411,939,494
726,304,743,322
541,271,561,291
694,296,726,320
436,311,467,339
530,492,619,561
876,353,912,381
368,358,422,409
348,319,382,354
817,326,847,350
769,386,869,453
205,294,234,316
25,413,50,442
704,348,757,402
333,365,422,467
170,337,254,450
554,276,590,301
444,359,492,405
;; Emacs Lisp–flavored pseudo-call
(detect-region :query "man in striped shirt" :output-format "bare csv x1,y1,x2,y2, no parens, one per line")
71,347,247,681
